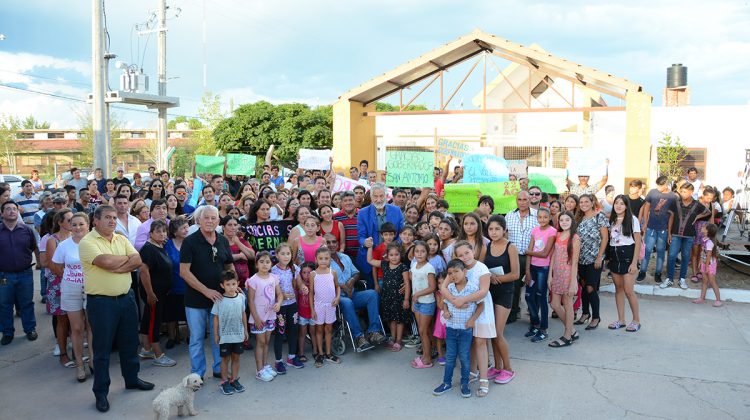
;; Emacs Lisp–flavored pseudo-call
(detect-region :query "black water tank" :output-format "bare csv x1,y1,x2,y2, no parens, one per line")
667,64,687,88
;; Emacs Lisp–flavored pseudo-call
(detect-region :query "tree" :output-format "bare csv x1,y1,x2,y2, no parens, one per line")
167,115,203,130
22,115,50,129
375,102,428,112
657,132,687,182
170,92,225,177
212,101,333,166
0,114,21,173
75,108,123,169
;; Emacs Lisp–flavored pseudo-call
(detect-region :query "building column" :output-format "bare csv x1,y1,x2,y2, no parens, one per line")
624,91,652,191
332,100,376,173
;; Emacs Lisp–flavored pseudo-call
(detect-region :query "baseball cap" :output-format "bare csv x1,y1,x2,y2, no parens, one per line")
116,166,125,172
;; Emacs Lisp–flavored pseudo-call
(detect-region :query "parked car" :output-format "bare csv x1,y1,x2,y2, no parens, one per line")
0,174,26,196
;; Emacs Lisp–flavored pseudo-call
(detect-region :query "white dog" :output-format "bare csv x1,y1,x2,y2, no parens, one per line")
153,373,203,420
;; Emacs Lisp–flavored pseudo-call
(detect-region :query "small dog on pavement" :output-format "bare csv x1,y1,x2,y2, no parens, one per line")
153,373,203,419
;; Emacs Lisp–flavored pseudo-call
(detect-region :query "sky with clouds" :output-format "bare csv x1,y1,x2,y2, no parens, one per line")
1,0,749,128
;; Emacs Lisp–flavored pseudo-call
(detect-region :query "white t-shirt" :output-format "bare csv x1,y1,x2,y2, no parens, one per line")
609,216,641,247
410,261,436,304
51,237,84,289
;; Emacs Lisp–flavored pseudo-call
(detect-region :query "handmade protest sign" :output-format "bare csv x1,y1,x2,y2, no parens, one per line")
528,167,567,194
568,149,607,178
189,177,203,207
245,220,295,259
462,154,510,183
385,151,434,187
225,153,256,176
444,181,520,214
195,155,225,175
507,160,528,178
437,139,472,158
298,149,332,170
332,175,370,193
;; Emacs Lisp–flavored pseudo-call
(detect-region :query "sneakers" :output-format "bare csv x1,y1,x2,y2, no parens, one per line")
53,344,61,356
494,369,516,384
152,354,177,367
437,357,446,366
367,331,386,345
219,381,235,395
138,347,155,359
265,365,279,377
325,354,342,364
403,336,421,349
355,335,374,352
433,382,452,396
274,361,287,375
659,279,674,289
636,271,646,282
286,357,304,369
531,330,548,343
524,327,539,338
255,369,274,382
679,278,688,290
460,383,471,398
487,367,502,380
654,273,662,284
230,378,245,393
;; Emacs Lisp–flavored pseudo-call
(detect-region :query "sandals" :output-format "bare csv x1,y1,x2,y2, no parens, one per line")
76,364,87,383
298,354,308,363
548,337,572,348
477,379,490,397
574,314,591,325
390,342,402,352
60,353,76,368
626,323,641,332
608,321,626,330
411,357,433,369
571,331,580,341
690,275,699,283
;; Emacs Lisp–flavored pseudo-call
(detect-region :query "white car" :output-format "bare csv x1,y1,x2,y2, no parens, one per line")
0,174,26,196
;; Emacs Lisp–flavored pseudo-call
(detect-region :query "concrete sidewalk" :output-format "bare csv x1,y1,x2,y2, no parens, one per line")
1,288,748,419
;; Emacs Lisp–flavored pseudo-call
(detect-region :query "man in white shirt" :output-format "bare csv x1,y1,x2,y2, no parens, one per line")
114,195,141,245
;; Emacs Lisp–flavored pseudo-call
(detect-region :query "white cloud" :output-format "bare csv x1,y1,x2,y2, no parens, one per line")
219,86,324,108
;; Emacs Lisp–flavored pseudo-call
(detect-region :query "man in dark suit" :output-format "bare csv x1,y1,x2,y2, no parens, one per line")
356,183,404,277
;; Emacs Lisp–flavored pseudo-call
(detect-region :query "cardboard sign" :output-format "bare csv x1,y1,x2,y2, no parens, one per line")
189,177,203,207
444,181,521,214
332,175,370,193
568,149,608,178
462,154,510,184
385,151,434,187
298,149,332,170
226,153,257,176
528,167,567,194
507,160,528,178
245,220,295,259
437,138,472,158
195,155,225,175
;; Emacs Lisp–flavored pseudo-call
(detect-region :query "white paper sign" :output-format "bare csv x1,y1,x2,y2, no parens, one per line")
507,160,528,178
568,149,608,178
298,149,332,170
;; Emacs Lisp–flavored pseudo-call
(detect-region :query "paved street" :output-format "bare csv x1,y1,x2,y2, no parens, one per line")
1,276,749,419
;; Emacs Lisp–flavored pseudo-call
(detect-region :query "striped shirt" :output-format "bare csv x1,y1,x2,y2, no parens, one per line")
445,281,479,330
14,193,40,226
333,209,359,261
506,208,538,255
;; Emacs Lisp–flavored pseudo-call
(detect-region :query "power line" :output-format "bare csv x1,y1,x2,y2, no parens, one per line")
0,68,90,87
0,83,202,120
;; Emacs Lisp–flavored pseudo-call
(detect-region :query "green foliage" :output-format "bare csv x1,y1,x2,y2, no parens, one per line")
171,146,194,179
168,115,203,130
75,109,123,170
22,115,50,129
167,92,224,174
212,101,333,166
657,132,687,182
0,114,21,173
374,102,428,112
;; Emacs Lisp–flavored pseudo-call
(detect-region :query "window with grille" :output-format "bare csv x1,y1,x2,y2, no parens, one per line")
657,147,707,178
503,146,543,167
551,147,571,169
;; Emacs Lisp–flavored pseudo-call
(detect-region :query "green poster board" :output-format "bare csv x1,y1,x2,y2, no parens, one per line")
385,151,434,187
195,155,225,175
444,181,520,214
226,153,257,176
528,167,567,194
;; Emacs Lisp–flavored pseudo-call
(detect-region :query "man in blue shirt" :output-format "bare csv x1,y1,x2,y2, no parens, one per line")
269,166,285,188
324,234,385,352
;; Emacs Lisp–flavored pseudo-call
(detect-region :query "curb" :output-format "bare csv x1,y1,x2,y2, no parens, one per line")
599,283,750,303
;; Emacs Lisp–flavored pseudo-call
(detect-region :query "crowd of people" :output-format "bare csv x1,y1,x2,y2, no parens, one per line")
0,159,735,407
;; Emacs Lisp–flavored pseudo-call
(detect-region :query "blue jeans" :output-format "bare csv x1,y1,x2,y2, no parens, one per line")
667,235,694,280
0,268,35,336
525,265,549,330
339,289,382,338
87,290,140,398
640,228,668,275
185,307,221,377
39,268,48,299
443,327,473,386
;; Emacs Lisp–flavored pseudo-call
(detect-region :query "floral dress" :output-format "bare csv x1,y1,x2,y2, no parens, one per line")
380,263,411,324
550,234,577,295
46,234,65,316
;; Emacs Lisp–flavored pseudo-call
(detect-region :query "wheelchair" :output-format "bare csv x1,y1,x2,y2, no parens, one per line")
330,279,386,355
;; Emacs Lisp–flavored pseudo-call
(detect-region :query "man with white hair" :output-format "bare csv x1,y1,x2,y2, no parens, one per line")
179,205,235,379
356,183,404,279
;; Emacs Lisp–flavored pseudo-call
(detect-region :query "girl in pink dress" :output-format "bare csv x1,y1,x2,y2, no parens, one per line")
309,247,341,367
292,216,323,265
693,224,722,307
246,251,283,382
548,212,581,348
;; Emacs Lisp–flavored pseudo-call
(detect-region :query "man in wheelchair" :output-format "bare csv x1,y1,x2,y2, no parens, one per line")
324,234,386,352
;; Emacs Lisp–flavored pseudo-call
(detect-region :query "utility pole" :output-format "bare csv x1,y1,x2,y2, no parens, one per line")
157,0,168,171
92,0,110,175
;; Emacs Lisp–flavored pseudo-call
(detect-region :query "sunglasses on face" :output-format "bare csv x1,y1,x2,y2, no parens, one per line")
529,192,541,196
